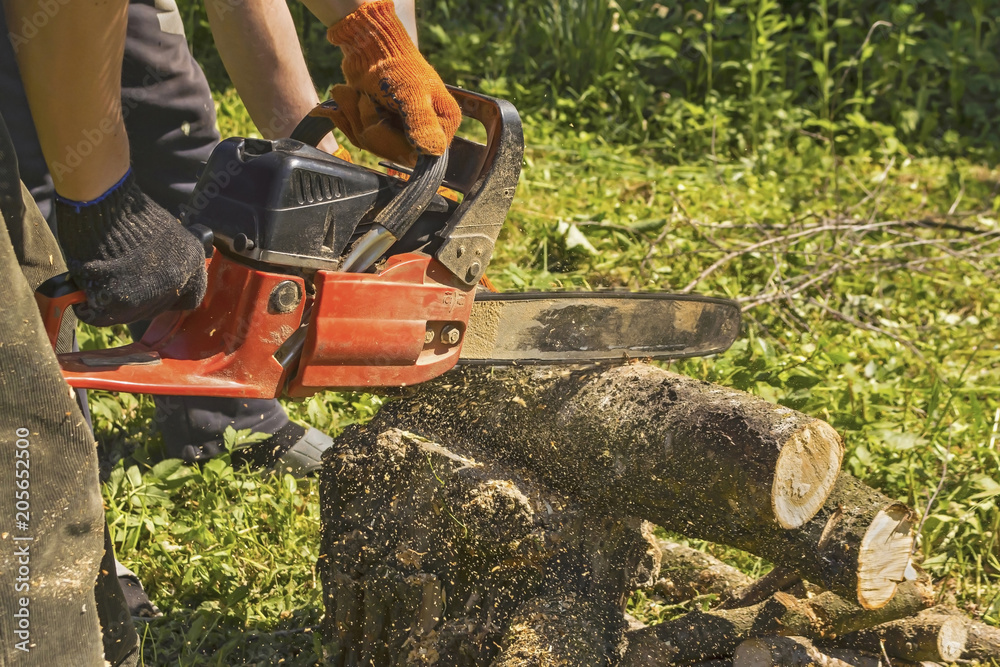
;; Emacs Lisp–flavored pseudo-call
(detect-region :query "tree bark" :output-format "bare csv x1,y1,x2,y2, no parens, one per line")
374,364,844,532
621,579,933,663
963,614,1000,662
652,540,753,606
915,605,1000,662
319,428,656,666
734,636,882,667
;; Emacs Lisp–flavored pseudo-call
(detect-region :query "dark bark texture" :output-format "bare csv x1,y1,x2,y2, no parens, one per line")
368,364,843,533
653,540,753,606
319,428,657,666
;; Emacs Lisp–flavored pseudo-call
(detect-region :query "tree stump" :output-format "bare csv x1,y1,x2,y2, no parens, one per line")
319,428,658,665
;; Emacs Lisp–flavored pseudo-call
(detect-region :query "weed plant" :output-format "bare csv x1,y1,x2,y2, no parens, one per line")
88,2,1000,664
181,0,999,159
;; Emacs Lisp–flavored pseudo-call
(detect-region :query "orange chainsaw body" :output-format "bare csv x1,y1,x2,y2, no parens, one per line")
36,251,476,398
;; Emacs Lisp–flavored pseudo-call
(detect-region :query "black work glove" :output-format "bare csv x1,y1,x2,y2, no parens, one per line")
56,170,207,326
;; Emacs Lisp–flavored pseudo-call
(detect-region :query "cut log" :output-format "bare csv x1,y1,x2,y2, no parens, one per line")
369,366,913,608
318,428,656,666
920,605,1000,662
375,364,843,532
652,540,753,605
829,612,968,662
621,579,933,663
710,472,915,610
734,636,882,667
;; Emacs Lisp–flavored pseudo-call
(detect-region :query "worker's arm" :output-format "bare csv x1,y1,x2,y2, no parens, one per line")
4,0,207,325
4,0,130,200
205,0,340,152
301,0,417,43
207,0,417,157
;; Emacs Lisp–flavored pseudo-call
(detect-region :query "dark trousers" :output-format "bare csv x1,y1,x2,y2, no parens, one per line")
0,115,137,667
0,0,290,461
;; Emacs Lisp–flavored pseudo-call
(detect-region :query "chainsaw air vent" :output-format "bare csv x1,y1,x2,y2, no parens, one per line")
292,169,343,205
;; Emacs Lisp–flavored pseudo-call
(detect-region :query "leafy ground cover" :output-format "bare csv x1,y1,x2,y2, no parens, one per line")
86,2,1000,664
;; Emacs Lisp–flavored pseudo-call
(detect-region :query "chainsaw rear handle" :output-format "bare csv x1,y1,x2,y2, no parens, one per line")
34,273,87,349
34,221,214,350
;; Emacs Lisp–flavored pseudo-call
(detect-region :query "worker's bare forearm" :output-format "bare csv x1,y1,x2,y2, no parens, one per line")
4,0,130,200
207,0,337,150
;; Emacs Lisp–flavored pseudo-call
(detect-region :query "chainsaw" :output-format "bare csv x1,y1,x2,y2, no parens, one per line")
34,88,740,399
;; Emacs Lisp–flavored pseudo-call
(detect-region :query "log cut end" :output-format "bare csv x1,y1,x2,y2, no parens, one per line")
857,504,915,610
936,616,969,662
772,419,844,530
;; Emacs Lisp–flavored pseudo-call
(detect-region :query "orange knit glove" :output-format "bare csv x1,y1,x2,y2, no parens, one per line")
321,0,461,167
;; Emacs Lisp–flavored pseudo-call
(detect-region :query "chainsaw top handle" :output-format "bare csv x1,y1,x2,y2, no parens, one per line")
289,99,342,148
291,98,449,274
292,88,524,286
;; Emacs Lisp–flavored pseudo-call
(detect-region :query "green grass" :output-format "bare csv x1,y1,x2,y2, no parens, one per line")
85,79,1000,665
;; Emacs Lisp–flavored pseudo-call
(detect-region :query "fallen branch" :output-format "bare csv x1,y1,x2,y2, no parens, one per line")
621,579,933,663
718,566,799,610
825,612,967,662
652,540,753,606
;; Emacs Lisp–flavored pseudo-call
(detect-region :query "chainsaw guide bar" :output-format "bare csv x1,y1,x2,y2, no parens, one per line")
461,292,741,365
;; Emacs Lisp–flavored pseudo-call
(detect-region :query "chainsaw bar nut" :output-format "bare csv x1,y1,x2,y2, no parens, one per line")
268,280,303,314
441,325,462,346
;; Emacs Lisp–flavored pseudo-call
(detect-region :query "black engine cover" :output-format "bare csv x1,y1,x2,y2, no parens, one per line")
181,137,388,269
